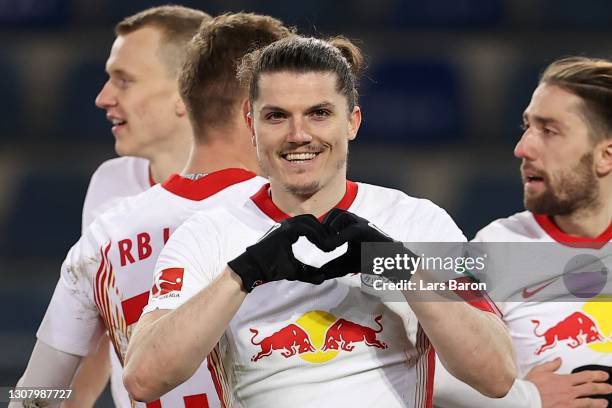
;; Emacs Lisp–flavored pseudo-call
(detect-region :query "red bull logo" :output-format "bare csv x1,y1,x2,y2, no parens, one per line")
250,324,315,362
321,315,387,352
532,311,604,355
249,311,387,363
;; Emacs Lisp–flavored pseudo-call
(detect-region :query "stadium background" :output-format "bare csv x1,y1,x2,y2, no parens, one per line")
1,0,610,404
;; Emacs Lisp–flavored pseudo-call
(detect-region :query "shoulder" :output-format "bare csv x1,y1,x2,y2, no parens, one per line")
354,182,466,242
473,211,542,242
82,157,151,229
91,156,149,179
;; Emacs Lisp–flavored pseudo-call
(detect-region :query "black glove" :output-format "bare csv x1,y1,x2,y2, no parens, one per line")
228,214,336,292
317,209,412,281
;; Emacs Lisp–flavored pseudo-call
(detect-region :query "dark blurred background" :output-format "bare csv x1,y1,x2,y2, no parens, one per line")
1,0,611,404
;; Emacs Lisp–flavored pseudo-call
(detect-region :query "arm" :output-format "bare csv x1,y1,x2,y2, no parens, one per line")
321,209,516,397
124,213,332,402
8,340,81,408
124,267,246,402
60,334,111,408
406,282,516,398
434,354,541,408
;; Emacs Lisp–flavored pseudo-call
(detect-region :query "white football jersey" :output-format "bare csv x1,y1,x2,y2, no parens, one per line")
434,211,611,408
82,156,153,231
81,156,153,406
38,168,265,408
144,181,500,408
474,211,611,377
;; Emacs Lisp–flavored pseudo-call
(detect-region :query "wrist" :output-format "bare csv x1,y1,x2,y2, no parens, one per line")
227,251,261,293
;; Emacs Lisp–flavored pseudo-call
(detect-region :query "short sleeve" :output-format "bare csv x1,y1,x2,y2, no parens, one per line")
37,226,106,356
414,199,467,243
142,213,224,314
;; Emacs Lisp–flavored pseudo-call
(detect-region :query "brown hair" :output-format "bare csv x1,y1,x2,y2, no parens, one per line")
115,5,211,76
238,36,364,112
179,12,293,135
540,57,612,141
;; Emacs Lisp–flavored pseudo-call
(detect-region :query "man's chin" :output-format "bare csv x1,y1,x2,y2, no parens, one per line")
284,180,320,197
114,141,136,157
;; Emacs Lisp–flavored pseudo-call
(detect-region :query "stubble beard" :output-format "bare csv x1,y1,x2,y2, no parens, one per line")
525,152,600,216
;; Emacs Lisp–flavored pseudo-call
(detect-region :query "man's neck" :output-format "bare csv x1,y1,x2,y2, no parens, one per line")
182,137,258,176
270,176,347,218
148,137,192,183
552,202,611,238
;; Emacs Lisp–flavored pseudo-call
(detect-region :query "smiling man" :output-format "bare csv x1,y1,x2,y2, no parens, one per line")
124,36,516,407
434,57,612,408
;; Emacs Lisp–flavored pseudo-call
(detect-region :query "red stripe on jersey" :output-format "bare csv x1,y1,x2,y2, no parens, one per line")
534,214,611,247
184,393,209,408
250,180,359,222
451,276,502,318
415,325,433,408
425,347,435,408
146,400,161,408
207,346,229,408
162,168,256,201
121,291,149,326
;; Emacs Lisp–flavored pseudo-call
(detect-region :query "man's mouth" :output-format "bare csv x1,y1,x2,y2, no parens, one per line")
525,175,544,183
281,152,320,163
111,118,127,126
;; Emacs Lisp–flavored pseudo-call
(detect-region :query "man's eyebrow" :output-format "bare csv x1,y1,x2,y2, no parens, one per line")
260,105,289,113
107,68,133,77
307,102,335,111
523,112,567,129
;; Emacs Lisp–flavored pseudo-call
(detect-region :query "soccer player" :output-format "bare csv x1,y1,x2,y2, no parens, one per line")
11,12,292,408
125,36,516,407
86,5,209,226
434,57,612,407
71,6,209,408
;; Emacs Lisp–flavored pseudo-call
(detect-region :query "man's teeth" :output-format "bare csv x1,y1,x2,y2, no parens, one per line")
285,152,317,161
112,119,126,125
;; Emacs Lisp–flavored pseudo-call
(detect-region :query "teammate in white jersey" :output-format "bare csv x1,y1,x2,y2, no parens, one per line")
45,7,211,408
434,57,612,408
11,12,293,408
126,36,516,407
86,4,211,225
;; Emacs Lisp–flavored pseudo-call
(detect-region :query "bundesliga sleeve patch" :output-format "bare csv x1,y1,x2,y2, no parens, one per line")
152,267,185,298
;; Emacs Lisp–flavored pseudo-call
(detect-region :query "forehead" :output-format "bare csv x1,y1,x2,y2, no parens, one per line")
107,26,165,71
525,83,585,123
255,71,343,109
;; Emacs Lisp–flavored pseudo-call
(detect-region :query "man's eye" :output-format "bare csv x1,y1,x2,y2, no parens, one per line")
520,122,529,131
266,112,285,120
311,109,330,118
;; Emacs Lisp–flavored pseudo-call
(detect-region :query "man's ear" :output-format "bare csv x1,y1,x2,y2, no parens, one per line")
595,138,612,177
347,106,362,141
243,99,256,146
175,97,187,117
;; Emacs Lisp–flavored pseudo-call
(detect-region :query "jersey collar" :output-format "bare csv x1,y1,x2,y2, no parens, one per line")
162,168,256,201
533,213,612,247
250,181,358,222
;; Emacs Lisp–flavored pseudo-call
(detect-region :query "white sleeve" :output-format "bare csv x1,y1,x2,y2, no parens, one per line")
8,340,81,408
81,164,108,231
142,213,224,314
402,199,467,243
434,356,542,408
36,227,105,357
